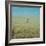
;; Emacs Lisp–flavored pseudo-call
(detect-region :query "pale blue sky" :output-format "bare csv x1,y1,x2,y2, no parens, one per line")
11,6,40,16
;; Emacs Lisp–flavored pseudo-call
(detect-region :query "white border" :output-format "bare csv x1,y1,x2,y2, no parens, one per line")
8,3,43,43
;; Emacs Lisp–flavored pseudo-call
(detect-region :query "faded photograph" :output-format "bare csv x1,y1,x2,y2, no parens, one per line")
11,6,40,39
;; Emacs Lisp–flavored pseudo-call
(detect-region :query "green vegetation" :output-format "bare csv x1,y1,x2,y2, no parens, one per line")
11,16,40,39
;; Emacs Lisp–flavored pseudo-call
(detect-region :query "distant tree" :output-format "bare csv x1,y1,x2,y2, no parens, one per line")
26,18,29,23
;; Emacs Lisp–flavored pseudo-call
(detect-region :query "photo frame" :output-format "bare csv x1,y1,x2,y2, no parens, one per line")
5,1,45,46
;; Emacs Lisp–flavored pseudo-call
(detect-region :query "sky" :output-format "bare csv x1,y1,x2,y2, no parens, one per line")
11,6,40,16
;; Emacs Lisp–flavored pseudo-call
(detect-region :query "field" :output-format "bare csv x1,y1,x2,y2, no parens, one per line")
11,15,40,39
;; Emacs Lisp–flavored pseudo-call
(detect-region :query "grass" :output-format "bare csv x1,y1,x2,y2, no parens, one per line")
11,16,40,39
